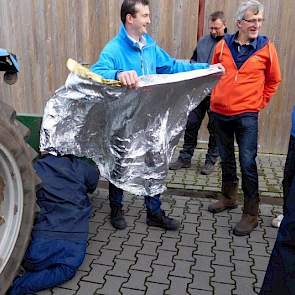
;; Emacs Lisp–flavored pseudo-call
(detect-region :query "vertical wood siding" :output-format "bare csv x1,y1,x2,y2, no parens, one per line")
0,0,292,153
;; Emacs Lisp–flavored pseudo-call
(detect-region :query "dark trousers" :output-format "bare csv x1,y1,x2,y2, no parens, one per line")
109,182,161,213
260,136,295,294
178,95,218,164
282,135,295,214
213,112,259,200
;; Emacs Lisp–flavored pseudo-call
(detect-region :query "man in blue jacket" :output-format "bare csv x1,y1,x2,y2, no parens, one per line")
91,0,211,230
170,11,226,175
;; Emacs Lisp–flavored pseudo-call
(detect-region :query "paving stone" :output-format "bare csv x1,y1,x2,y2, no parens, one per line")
158,238,178,252
192,255,214,272
87,240,106,255
148,265,173,284
214,226,233,240
181,222,198,235
232,276,256,295
251,255,270,271
93,249,120,265
91,211,109,223
131,221,149,235
189,270,213,291
121,288,146,295
178,233,197,247
117,245,141,261
51,288,75,295
212,250,233,267
214,238,233,253
131,254,155,272
153,249,175,266
184,213,200,224
266,238,276,254
249,242,269,257
211,282,235,295
78,254,97,272
174,245,195,261
170,206,185,217
248,230,267,244
198,219,215,231
97,275,128,294
231,235,250,248
144,228,163,242
83,265,112,284
211,265,235,285
124,233,145,247
126,206,143,216
91,229,113,242
104,236,127,251
231,246,252,262
108,258,134,277
194,241,214,257
170,260,194,278
37,290,53,295
76,281,102,295
188,289,212,295
196,229,214,243
122,270,150,291
166,276,192,295
187,204,201,214
145,282,169,295
264,226,278,239
199,209,216,221
138,240,160,256
232,260,255,278
252,269,266,289
215,216,231,227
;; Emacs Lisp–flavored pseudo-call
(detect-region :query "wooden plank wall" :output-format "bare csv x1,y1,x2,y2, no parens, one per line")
201,0,295,154
0,0,293,153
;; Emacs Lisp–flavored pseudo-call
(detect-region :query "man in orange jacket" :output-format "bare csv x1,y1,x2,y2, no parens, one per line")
208,0,281,236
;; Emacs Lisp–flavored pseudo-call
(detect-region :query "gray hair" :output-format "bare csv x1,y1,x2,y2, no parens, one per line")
235,0,264,21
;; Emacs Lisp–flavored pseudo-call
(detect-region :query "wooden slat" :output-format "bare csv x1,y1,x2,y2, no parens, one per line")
0,0,292,154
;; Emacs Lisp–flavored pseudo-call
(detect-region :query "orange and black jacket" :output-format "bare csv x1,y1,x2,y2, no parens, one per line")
211,34,281,116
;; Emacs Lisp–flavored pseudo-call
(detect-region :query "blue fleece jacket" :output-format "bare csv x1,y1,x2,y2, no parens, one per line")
91,25,209,80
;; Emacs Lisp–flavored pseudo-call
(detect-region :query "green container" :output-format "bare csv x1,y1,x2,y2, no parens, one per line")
16,113,43,152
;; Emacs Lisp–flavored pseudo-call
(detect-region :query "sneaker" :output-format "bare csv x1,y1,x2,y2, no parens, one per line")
200,162,215,175
271,214,284,228
146,210,179,230
169,159,191,170
110,206,127,229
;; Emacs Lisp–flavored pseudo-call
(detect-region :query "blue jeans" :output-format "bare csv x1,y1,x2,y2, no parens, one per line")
179,95,219,164
109,182,161,214
212,112,258,200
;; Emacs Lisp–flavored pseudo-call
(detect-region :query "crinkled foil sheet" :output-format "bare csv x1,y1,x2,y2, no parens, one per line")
40,68,221,196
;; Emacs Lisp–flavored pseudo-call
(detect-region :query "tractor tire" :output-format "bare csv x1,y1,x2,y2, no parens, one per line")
0,101,37,295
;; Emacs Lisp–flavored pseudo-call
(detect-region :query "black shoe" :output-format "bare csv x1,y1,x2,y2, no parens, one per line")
110,206,127,230
169,159,191,170
200,162,215,175
146,210,179,230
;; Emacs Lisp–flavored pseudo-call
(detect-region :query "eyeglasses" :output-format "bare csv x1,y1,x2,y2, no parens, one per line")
242,18,264,24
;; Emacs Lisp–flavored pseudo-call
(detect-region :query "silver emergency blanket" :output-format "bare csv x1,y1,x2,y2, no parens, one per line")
40,67,221,196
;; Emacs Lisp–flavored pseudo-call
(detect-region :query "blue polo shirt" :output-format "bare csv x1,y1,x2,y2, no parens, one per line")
225,32,268,69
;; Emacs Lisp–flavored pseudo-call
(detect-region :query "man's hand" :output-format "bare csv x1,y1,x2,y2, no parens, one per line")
117,71,139,88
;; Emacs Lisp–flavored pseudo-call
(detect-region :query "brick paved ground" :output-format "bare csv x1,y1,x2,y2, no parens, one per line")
36,148,284,295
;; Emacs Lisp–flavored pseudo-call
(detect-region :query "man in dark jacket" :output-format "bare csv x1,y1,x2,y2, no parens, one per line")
169,11,227,175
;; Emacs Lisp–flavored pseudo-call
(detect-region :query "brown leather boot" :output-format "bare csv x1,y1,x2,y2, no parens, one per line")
208,181,238,213
233,196,259,236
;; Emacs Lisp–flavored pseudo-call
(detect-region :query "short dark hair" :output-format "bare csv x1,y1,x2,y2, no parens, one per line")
121,0,150,24
209,11,226,23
